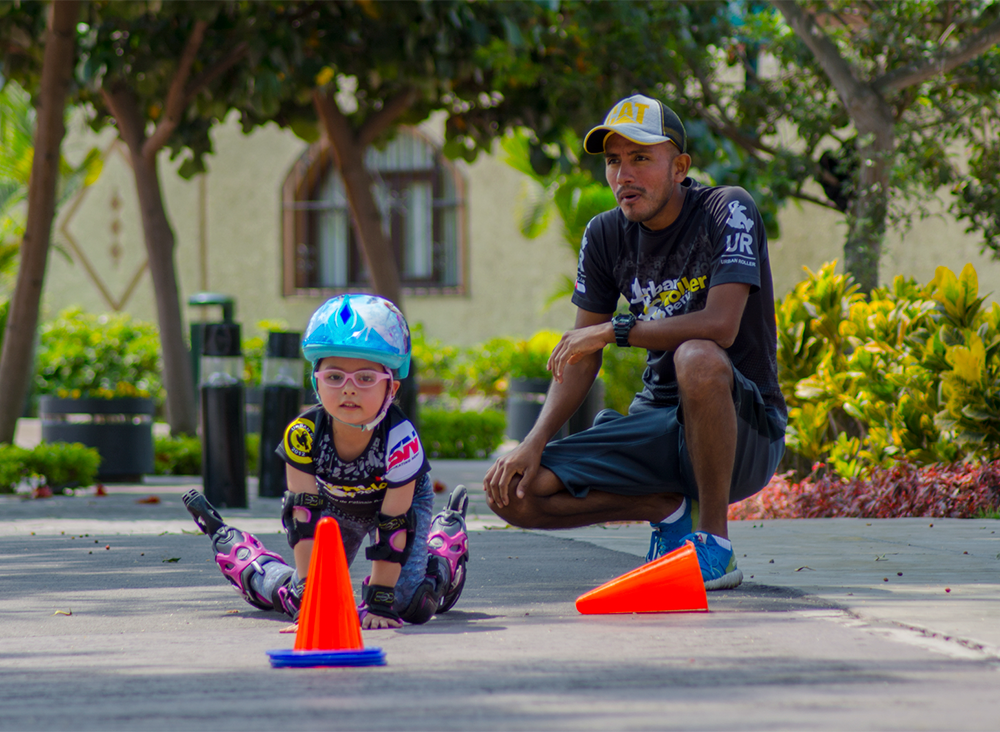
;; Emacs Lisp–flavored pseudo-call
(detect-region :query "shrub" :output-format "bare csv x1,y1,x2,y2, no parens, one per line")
420,408,506,459
0,444,29,493
154,433,262,476
34,308,163,402
778,262,1000,480
23,442,102,490
0,442,101,494
599,345,647,415
729,460,1000,520
154,435,202,475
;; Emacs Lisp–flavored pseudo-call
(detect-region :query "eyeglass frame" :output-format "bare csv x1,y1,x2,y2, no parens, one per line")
314,367,393,391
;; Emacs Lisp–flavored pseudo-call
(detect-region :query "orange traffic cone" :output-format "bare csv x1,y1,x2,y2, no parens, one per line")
268,517,386,667
576,541,708,615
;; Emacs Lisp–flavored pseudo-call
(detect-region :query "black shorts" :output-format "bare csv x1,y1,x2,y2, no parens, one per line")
538,365,786,503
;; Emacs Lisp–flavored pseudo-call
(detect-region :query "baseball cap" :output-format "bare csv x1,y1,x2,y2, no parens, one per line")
583,94,687,155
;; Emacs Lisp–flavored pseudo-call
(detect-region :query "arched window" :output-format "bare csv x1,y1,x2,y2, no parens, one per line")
282,128,465,296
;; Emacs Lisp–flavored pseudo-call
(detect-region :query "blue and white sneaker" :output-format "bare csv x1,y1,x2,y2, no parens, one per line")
645,497,698,562
682,532,743,590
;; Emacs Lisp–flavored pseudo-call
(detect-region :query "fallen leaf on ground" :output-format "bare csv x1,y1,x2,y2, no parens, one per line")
162,557,181,563
136,496,161,504
225,610,240,615
53,609,72,616
794,566,815,571
432,480,447,494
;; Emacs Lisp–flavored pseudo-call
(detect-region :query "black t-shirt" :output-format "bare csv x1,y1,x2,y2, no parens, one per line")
572,178,786,415
275,403,430,521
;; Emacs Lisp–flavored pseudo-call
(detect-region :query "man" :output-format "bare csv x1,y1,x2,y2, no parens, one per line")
483,94,787,589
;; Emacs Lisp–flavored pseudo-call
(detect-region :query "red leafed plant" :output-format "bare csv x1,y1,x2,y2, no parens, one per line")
729,460,1000,520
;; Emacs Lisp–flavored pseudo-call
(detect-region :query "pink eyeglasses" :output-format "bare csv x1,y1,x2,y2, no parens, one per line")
315,368,391,390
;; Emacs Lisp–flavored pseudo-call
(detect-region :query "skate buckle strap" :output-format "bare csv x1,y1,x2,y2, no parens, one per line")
216,531,286,601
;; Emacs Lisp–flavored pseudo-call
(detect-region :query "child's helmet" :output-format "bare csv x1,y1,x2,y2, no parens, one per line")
302,294,411,378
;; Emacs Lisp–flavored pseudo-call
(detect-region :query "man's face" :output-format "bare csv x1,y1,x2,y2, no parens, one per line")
604,134,689,230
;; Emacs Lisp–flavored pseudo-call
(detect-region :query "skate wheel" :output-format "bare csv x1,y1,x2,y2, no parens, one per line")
436,555,467,614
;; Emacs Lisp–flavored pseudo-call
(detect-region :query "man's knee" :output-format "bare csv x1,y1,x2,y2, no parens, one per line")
674,340,732,395
487,468,566,529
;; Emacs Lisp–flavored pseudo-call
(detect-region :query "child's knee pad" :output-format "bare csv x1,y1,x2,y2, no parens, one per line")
365,509,415,565
397,576,439,625
280,491,327,549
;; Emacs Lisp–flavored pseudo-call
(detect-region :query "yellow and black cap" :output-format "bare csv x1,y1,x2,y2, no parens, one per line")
583,94,687,155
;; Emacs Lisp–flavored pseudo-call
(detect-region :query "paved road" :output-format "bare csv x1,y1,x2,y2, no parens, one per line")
1,461,998,731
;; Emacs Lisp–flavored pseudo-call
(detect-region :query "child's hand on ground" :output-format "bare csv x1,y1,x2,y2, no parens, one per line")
361,612,402,630
279,622,298,634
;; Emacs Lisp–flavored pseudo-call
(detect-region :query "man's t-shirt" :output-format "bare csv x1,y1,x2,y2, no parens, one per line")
275,403,430,521
572,178,785,415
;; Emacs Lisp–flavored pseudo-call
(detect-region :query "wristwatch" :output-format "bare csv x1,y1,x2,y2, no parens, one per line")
612,312,637,348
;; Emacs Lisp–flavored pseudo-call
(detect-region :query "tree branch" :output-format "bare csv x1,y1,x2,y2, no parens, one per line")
182,40,250,108
771,0,869,104
142,19,208,159
100,85,146,153
357,87,419,148
788,189,842,211
875,18,1000,94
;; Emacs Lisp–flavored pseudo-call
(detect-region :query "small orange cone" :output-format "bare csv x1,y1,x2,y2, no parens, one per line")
576,541,708,615
268,517,385,667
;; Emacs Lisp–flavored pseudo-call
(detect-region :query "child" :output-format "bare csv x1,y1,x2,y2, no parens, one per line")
184,294,469,629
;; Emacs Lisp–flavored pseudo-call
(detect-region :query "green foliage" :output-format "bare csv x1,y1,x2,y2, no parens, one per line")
245,432,260,478
153,433,261,477
413,327,562,405
153,435,202,476
34,308,163,402
0,441,100,494
420,408,506,460
23,442,102,489
599,346,648,415
0,444,29,493
241,319,291,387
780,261,1000,479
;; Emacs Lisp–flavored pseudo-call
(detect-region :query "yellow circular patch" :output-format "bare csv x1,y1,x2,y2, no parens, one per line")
283,417,315,464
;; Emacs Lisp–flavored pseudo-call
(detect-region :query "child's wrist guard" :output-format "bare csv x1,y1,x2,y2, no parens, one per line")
363,583,400,622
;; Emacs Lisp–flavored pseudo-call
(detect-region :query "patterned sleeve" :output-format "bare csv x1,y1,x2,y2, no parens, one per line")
384,417,430,488
708,187,764,293
274,408,320,476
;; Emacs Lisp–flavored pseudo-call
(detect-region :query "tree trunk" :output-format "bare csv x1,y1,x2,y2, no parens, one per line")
313,90,404,310
130,150,198,435
844,96,895,294
0,0,79,444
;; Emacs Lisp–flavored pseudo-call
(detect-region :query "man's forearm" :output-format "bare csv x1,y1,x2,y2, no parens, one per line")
522,351,602,446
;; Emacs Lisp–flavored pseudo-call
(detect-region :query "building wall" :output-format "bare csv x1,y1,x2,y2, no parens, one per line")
45,115,998,350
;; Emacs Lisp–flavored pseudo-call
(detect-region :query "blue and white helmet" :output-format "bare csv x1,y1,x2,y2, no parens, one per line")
302,294,411,378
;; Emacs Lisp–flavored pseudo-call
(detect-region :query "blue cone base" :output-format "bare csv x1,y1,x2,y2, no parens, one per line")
267,647,386,668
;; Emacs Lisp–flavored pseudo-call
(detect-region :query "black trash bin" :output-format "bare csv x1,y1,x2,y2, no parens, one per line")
258,331,304,498
200,322,247,509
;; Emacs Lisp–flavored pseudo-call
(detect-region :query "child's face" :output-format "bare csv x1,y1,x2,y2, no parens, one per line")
315,356,398,427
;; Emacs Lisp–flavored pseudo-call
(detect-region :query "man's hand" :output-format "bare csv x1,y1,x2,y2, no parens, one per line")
547,323,612,383
483,439,545,507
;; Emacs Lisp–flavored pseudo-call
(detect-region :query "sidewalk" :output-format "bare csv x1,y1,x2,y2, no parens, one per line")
2,459,999,730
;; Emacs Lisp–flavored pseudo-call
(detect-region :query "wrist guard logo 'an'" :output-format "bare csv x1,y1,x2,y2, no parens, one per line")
283,418,315,464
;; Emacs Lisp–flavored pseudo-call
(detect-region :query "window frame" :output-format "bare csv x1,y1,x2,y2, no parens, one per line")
281,128,467,298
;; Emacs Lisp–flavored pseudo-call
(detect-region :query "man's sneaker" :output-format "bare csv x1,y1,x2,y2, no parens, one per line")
682,532,743,590
645,497,698,562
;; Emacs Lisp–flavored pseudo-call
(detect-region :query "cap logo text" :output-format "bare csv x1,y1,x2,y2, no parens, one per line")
608,101,650,126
